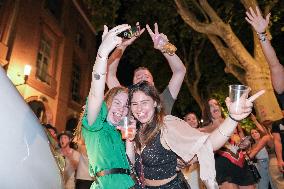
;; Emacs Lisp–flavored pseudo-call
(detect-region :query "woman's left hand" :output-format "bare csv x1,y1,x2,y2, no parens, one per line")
225,90,265,121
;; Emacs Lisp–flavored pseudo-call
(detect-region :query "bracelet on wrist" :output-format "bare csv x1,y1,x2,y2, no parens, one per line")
161,42,177,56
228,114,242,122
257,32,267,42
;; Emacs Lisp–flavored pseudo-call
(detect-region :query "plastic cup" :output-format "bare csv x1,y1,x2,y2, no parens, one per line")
229,85,250,114
119,117,135,139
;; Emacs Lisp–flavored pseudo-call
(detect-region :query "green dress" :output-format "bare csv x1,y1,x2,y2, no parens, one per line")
82,101,134,189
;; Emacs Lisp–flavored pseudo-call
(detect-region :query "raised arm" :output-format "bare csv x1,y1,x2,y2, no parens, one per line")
249,135,272,159
146,23,186,99
250,113,268,134
209,90,265,151
88,24,130,125
106,23,145,89
106,46,125,89
246,7,284,94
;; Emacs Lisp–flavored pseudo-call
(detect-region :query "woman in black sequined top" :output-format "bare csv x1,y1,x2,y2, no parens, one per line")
126,81,264,189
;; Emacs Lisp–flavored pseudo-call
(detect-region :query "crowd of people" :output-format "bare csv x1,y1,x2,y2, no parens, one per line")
44,6,284,189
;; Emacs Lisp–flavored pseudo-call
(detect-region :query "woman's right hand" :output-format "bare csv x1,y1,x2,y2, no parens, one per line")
226,90,265,121
98,24,131,57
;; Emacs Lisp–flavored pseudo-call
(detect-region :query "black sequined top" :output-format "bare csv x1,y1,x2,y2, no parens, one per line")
135,132,177,180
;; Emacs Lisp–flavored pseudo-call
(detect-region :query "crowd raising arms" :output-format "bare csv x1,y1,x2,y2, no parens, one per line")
81,18,267,188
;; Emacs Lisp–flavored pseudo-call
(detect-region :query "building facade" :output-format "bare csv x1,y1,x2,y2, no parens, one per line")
0,0,96,131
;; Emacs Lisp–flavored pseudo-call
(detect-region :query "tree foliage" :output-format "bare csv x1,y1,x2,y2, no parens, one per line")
86,0,284,121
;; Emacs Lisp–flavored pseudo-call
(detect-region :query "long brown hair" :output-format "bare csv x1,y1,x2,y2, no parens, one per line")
128,81,164,150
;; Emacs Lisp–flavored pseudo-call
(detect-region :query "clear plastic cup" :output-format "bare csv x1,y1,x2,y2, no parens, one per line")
229,85,250,114
119,117,135,139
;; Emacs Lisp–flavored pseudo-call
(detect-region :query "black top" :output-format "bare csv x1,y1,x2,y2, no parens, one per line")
271,118,284,158
135,132,177,180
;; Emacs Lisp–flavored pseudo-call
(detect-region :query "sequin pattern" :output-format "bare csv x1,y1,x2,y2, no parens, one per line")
135,132,177,180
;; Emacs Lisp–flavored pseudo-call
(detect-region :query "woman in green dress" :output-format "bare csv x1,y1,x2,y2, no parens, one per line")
81,24,135,189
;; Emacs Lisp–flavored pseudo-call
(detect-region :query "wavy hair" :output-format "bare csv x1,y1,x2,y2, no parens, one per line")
128,81,164,150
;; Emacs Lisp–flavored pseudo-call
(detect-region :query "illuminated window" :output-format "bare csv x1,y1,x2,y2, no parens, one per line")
36,38,51,84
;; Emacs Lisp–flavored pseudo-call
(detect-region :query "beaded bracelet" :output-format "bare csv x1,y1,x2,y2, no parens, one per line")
228,114,241,122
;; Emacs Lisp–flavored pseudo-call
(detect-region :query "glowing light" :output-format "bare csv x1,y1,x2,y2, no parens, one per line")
24,65,32,76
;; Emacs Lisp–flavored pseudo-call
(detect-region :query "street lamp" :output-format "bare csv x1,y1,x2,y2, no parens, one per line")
23,64,31,83
15,64,32,86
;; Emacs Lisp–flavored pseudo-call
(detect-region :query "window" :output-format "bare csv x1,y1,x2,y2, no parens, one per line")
36,38,51,84
71,63,81,103
44,0,62,20
75,32,86,50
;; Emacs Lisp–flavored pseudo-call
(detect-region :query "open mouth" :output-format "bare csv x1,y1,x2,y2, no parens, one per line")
213,109,220,114
113,112,123,123
136,112,146,121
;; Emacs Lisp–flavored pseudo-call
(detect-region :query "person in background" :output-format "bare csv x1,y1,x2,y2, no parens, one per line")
246,7,284,188
43,123,60,150
182,112,205,189
201,98,256,189
245,6,284,105
106,23,186,115
271,118,284,188
58,131,81,189
249,128,274,189
73,136,94,189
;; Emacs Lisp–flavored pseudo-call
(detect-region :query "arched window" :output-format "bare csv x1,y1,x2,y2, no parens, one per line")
28,100,46,123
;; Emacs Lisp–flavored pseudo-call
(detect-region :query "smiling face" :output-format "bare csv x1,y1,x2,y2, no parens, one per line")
208,99,222,120
250,129,261,141
133,69,154,85
184,113,199,128
107,92,129,126
130,91,156,124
